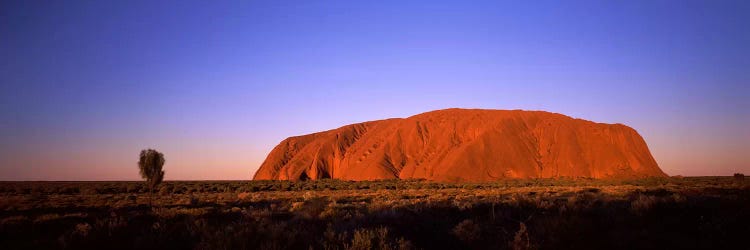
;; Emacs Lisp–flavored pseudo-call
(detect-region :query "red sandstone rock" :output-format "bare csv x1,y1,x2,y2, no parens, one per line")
253,109,666,181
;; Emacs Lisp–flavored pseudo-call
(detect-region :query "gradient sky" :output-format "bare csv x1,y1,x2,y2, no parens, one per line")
1,1,748,180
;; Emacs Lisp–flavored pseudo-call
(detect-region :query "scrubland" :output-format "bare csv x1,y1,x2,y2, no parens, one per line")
0,177,748,249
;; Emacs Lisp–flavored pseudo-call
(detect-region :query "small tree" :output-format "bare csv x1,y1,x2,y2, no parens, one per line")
138,149,165,204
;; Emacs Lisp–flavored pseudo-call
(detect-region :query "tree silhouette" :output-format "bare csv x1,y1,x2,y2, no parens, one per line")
138,148,165,204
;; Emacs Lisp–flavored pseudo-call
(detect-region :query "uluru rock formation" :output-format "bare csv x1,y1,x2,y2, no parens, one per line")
253,109,666,182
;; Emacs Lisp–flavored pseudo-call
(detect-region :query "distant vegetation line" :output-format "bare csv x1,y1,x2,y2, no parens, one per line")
0,177,742,195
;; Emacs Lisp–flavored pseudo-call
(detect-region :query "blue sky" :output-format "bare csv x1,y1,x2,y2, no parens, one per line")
1,1,748,180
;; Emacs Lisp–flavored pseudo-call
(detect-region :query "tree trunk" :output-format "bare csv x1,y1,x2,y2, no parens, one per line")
148,185,153,207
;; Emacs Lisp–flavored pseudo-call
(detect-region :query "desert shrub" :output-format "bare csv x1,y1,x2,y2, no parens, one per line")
173,186,188,194
159,185,173,195
189,196,200,206
290,201,305,212
73,222,92,237
79,186,100,195
152,207,209,219
452,219,481,243
348,227,408,250
511,222,531,250
322,224,349,250
222,184,236,193
734,173,745,180
58,222,94,248
59,186,79,194
291,197,330,219
62,213,87,219
126,183,142,193
319,202,340,219
584,188,601,193
671,193,686,203
91,185,118,194
630,194,658,215
303,191,315,201
0,215,30,226
643,188,672,197
33,213,61,224
237,192,251,200
453,197,475,211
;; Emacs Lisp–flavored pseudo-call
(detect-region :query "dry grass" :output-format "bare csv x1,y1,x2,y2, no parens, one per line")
0,177,748,249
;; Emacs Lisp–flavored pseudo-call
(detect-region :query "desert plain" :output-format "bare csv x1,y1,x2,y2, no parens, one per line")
1,177,748,249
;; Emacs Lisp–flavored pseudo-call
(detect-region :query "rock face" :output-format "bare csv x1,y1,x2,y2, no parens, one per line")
253,109,666,181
